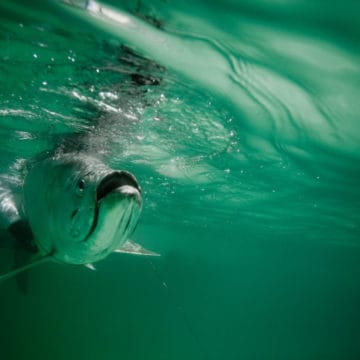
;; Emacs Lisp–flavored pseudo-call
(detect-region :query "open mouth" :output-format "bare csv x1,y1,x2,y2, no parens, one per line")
96,171,140,201
83,171,141,243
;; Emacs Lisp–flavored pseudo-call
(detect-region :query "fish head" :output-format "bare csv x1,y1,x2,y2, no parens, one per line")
24,154,142,264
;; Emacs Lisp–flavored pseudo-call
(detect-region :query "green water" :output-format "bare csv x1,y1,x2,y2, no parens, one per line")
0,0,359,359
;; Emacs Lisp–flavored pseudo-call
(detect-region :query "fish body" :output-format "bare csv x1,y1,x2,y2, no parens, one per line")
0,152,159,283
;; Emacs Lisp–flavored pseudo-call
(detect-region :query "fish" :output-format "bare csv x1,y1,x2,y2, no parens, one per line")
0,153,159,284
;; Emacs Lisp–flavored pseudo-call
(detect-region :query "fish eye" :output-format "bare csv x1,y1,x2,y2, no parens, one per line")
77,179,86,194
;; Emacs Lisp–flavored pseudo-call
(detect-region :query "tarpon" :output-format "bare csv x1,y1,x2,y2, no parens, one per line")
0,153,158,283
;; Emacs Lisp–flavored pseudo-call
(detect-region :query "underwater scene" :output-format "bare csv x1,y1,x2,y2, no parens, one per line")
0,0,359,359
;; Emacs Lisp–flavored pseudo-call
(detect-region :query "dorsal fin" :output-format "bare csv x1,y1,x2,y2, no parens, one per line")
0,254,51,283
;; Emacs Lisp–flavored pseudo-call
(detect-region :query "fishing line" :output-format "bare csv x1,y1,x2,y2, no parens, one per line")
145,256,210,360
0,254,50,283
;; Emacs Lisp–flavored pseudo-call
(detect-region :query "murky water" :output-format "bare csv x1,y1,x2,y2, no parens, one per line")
0,1,359,359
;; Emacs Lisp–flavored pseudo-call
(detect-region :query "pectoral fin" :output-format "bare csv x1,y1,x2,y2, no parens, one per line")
114,240,160,257
9,219,39,292
84,263,97,271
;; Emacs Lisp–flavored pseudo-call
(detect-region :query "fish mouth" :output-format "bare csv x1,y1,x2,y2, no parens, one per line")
85,171,142,242
96,171,141,202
